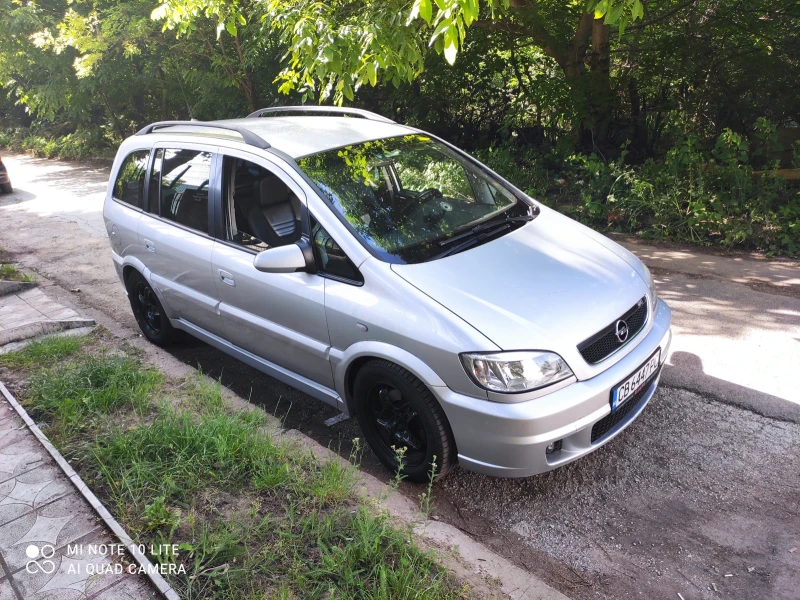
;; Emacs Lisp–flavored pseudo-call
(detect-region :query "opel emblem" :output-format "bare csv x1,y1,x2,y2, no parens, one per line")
615,319,629,343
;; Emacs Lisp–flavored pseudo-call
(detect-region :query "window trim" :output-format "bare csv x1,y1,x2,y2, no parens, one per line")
309,213,364,286
212,148,311,250
146,142,219,238
111,148,152,212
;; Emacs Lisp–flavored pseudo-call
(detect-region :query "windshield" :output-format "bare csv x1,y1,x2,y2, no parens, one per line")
296,134,532,263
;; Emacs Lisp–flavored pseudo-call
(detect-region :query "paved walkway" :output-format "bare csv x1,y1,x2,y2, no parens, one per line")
0,287,80,332
0,285,95,353
0,398,157,599
0,283,163,599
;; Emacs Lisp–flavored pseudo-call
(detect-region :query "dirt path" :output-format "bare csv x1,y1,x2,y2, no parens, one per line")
1,152,799,600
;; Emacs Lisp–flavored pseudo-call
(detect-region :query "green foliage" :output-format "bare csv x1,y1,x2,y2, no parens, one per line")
484,128,800,256
25,353,163,440
0,335,87,368
0,263,33,282
0,128,115,159
1,0,798,255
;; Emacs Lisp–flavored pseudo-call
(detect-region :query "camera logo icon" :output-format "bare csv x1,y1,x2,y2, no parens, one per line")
25,544,56,574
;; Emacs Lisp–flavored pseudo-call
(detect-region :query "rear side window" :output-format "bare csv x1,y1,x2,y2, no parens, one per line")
112,150,149,209
151,149,212,234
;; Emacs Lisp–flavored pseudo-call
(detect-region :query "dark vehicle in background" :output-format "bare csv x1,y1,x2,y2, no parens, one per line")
0,156,12,194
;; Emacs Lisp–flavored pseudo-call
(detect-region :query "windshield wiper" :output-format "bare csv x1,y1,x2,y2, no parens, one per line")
426,224,513,262
438,215,534,247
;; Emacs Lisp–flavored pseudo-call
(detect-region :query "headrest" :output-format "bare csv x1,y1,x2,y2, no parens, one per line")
259,175,290,207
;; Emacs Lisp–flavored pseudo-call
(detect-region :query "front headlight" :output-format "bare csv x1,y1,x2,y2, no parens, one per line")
460,351,573,393
642,264,658,311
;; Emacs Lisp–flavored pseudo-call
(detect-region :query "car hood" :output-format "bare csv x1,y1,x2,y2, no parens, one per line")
391,205,649,375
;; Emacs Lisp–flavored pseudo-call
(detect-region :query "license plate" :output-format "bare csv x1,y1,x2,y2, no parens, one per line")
611,349,661,411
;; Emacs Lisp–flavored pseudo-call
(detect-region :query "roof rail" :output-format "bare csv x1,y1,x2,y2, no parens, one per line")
246,106,395,124
135,121,271,149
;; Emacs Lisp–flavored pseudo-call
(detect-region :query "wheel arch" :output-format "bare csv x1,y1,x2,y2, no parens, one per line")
333,342,447,416
116,256,176,320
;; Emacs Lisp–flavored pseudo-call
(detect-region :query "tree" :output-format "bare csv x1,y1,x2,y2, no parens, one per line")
152,0,645,143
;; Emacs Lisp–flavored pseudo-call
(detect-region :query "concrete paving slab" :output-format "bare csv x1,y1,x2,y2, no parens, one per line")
0,403,158,599
0,431,35,464
0,495,105,573
0,579,17,600
90,574,161,599
11,528,139,599
0,441,46,485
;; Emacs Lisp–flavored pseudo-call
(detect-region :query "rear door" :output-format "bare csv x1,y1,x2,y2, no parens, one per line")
137,143,224,336
209,149,334,388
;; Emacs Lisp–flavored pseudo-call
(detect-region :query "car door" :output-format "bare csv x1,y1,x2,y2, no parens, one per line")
210,149,334,388
136,143,224,336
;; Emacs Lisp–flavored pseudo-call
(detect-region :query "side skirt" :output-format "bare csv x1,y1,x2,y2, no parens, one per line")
171,318,344,411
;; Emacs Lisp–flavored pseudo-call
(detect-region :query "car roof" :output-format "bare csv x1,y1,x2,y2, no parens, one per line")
151,116,415,159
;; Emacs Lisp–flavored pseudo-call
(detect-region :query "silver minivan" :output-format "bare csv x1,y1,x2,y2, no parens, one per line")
104,107,671,482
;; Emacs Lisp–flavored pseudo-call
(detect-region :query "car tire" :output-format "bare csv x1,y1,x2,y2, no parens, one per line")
126,270,178,346
353,359,456,483
0,183,11,194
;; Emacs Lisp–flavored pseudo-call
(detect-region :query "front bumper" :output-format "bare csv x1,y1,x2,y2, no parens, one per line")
434,298,672,477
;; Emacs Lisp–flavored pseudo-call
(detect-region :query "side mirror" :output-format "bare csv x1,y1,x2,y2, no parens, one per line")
253,244,308,273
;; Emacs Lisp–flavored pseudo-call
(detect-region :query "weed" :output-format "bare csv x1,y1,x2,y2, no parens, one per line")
184,367,226,415
0,263,33,282
419,455,437,519
142,495,182,535
390,445,407,489
0,334,87,368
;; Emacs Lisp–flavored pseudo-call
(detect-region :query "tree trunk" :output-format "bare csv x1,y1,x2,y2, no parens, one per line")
588,17,612,148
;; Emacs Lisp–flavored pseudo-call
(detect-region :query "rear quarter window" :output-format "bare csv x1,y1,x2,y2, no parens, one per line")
112,150,150,209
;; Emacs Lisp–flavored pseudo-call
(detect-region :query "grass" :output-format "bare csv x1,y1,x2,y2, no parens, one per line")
0,263,33,282
4,336,468,600
25,352,162,443
0,334,86,368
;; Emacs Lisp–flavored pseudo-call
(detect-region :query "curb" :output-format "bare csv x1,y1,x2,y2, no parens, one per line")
0,318,96,347
0,280,38,297
0,382,180,600
289,431,572,600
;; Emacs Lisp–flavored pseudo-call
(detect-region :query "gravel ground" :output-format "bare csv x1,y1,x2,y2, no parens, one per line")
438,386,800,600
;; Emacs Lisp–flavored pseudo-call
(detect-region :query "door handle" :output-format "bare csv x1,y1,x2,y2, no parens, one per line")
144,239,155,253
219,269,235,287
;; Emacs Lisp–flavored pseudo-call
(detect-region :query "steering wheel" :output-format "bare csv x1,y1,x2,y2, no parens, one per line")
416,188,443,202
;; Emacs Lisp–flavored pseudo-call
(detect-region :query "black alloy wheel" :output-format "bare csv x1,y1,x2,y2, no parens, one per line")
366,382,428,469
354,360,455,482
135,281,162,337
126,270,178,346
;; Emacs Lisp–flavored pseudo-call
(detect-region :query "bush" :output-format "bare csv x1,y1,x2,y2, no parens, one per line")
0,128,116,160
486,129,800,257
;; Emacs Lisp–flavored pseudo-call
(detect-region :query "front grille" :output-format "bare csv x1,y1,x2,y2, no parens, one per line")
591,367,660,443
578,297,648,364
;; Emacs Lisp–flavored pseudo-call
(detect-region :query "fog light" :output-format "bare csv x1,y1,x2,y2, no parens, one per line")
546,440,563,455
